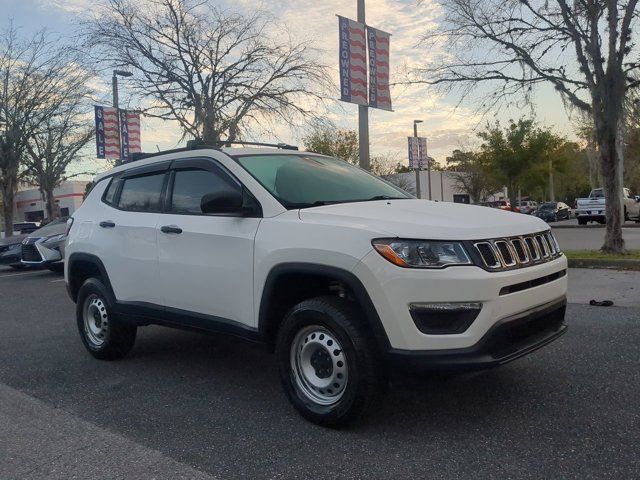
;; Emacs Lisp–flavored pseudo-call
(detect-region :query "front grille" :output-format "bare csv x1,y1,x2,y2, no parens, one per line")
21,243,42,262
473,231,562,271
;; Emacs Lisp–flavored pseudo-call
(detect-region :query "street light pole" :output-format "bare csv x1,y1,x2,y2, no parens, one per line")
112,70,133,166
357,0,370,171
413,120,423,199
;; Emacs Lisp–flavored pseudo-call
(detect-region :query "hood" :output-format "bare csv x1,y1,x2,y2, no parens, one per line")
0,233,28,247
299,199,549,240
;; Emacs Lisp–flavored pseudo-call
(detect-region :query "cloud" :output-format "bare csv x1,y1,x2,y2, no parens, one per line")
37,0,89,12
36,0,483,160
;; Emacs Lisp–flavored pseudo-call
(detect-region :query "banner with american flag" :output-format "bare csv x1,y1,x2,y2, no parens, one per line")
95,106,142,161
127,112,142,155
367,27,392,111
338,16,368,106
94,106,120,159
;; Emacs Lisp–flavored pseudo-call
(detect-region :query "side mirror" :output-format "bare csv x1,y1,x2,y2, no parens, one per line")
201,189,243,215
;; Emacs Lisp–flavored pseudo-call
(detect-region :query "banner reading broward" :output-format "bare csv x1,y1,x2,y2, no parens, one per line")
338,16,368,106
367,26,392,111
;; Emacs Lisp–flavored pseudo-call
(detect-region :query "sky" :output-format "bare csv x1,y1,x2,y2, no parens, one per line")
4,0,578,169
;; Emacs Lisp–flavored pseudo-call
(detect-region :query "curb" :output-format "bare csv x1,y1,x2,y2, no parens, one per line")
567,258,640,270
552,223,640,229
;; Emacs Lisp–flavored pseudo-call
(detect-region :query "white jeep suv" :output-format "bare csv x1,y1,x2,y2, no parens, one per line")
65,143,568,426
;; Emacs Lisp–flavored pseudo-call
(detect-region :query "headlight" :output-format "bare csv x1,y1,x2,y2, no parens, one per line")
42,234,66,245
372,239,472,269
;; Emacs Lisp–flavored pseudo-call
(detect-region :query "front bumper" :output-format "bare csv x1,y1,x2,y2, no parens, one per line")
0,244,22,266
21,236,65,266
353,250,568,352
387,297,566,371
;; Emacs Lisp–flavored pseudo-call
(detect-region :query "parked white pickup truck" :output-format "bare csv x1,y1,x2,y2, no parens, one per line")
575,188,640,225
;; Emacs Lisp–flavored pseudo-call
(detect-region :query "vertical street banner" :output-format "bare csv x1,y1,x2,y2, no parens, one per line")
127,112,142,155
367,27,392,111
119,108,130,161
94,106,120,159
408,137,428,169
338,16,368,106
418,137,428,169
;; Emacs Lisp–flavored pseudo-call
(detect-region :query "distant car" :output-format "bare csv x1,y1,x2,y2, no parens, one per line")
486,200,520,213
13,222,40,234
518,201,538,215
536,202,571,222
575,187,640,225
0,233,29,269
20,217,69,272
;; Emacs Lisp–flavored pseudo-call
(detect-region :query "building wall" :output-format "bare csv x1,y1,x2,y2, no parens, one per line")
13,181,88,223
386,171,507,203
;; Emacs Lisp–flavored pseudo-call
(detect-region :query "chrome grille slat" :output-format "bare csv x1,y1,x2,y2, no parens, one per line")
473,231,561,271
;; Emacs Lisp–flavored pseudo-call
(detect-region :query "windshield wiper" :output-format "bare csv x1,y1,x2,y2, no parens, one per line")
363,195,409,201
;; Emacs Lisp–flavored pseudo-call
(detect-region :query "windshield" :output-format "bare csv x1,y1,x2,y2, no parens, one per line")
539,203,556,210
235,154,412,208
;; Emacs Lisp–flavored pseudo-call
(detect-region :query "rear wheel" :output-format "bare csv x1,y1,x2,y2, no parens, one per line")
276,296,386,427
578,218,586,226
76,278,136,360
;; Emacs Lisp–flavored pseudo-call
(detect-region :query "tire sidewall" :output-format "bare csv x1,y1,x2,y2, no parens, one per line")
276,301,371,425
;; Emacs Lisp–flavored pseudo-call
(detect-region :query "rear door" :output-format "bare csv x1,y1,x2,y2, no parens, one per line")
98,163,169,304
157,158,261,327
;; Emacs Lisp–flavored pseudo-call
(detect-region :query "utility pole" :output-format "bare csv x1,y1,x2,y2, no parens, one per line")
357,0,370,171
548,158,555,202
112,70,133,166
413,120,423,198
427,153,432,200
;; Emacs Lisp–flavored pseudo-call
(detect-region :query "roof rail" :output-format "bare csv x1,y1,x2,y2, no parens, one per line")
187,139,298,151
124,138,298,163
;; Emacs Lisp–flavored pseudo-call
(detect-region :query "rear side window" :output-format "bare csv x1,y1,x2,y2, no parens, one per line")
170,168,239,214
103,178,122,206
117,173,166,212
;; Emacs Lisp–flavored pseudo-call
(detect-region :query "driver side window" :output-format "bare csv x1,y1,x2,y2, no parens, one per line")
169,168,239,215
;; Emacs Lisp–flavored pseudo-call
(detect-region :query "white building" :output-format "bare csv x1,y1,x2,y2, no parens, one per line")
387,171,507,204
14,180,89,223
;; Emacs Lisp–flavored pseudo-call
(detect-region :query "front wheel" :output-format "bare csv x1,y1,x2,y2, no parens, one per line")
578,218,587,225
276,296,386,427
76,278,136,360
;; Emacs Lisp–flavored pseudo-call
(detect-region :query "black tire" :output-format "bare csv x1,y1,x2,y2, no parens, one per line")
76,278,136,360
275,296,386,427
578,218,586,226
624,207,629,222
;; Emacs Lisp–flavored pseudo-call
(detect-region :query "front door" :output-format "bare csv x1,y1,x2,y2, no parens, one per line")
157,159,261,327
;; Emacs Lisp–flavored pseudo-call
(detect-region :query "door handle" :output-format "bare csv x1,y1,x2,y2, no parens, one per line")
99,221,115,228
160,225,183,234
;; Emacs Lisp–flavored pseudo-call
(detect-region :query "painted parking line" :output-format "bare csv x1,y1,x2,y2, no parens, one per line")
0,270,49,279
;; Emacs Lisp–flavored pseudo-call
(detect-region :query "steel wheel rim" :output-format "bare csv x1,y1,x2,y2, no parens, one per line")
83,294,109,347
290,325,348,406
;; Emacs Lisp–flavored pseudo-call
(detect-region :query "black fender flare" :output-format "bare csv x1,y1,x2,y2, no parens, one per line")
66,253,116,304
258,263,391,351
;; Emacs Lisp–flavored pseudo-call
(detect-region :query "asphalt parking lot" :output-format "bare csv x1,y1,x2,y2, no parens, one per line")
1,267,639,479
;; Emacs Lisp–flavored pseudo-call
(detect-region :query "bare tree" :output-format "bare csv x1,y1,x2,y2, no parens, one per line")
24,98,95,219
0,25,89,233
412,0,640,253
84,0,329,143
385,173,416,196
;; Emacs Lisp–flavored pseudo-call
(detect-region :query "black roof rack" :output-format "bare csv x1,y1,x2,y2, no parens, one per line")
126,139,298,163
186,139,298,150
